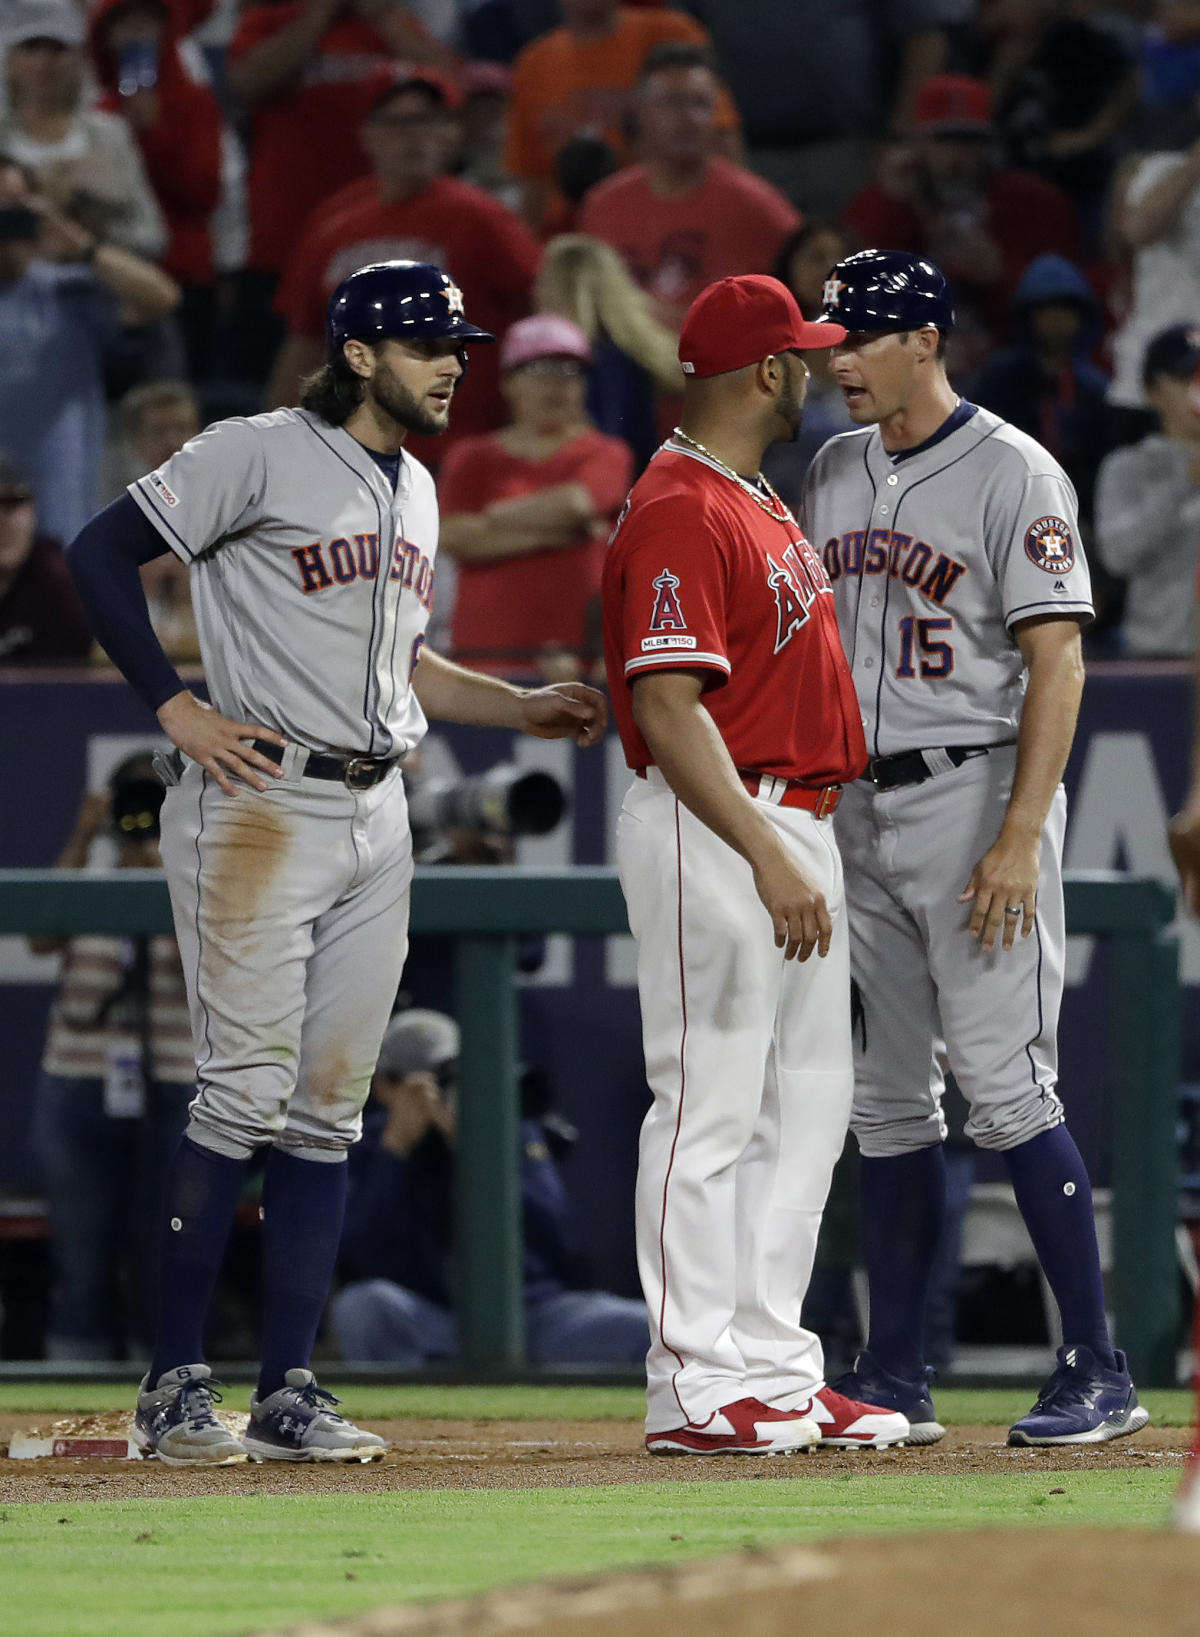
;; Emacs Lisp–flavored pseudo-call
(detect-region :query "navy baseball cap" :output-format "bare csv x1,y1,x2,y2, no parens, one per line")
1142,323,1200,388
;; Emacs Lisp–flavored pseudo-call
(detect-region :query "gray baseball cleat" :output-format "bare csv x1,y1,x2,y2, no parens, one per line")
242,1369,387,1462
133,1364,246,1466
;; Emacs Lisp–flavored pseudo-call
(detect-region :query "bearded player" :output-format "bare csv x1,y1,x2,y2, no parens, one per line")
803,249,1149,1448
602,274,910,1453
66,262,606,1463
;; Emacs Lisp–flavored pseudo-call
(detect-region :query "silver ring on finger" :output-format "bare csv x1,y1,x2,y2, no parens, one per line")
1004,905,1022,917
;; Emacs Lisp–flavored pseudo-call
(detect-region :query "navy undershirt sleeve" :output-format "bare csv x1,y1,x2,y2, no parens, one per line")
66,494,188,714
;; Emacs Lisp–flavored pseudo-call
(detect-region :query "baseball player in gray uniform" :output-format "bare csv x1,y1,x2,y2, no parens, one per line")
67,261,606,1464
800,250,1150,1448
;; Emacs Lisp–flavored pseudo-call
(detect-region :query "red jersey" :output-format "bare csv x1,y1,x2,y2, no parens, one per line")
229,5,399,273
439,428,633,673
602,442,866,783
276,174,542,457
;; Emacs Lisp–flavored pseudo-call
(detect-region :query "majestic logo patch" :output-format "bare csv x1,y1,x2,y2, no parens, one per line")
149,472,179,508
443,281,465,316
648,568,687,631
1025,516,1074,574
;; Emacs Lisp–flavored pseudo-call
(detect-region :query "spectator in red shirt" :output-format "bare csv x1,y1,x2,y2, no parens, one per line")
0,452,92,666
268,66,542,463
579,43,801,330
224,0,457,382
88,0,225,378
843,74,1081,360
438,314,633,680
504,0,739,232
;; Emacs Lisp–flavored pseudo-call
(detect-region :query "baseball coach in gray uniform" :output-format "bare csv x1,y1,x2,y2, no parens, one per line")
799,250,1150,1450
67,261,607,1465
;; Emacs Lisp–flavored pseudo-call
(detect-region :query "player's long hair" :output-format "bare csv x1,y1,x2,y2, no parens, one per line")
300,355,365,426
535,236,681,393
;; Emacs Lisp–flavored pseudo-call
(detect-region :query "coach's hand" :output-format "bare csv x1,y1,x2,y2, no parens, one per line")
518,683,608,747
1169,803,1200,917
753,849,832,962
958,830,1039,952
157,690,287,797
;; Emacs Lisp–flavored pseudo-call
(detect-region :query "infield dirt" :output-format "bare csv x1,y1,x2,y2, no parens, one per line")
0,1413,1190,1502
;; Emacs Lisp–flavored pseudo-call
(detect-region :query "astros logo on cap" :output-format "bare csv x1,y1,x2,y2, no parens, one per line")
443,282,465,316
823,277,846,308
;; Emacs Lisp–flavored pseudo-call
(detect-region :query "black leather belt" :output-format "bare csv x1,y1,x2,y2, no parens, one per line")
864,742,1011,792
252,739,399,791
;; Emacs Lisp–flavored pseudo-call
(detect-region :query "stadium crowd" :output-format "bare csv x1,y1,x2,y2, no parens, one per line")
4,0,1200,669
3,0,1200,1367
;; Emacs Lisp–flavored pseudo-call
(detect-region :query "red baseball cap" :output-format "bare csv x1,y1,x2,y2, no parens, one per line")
912,74,992,134
678,275,845,378
364,65,464,116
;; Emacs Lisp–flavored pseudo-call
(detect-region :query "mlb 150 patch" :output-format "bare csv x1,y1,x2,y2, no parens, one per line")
1024,515,1074,574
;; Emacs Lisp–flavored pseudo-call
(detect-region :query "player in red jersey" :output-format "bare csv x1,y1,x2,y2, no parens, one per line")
602,275,911,1455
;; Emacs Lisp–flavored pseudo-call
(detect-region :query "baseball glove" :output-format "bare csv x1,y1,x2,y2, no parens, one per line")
1169,805,1200,918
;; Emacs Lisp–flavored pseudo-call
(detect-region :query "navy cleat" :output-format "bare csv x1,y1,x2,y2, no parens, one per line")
133,1364,245,1466
1007,1345,1151,1446
243,1369,386,1463
829,1350,945,1446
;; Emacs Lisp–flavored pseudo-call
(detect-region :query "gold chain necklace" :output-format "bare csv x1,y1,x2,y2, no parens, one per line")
670,428,794,523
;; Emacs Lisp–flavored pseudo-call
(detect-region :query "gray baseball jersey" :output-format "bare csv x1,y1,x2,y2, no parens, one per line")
800,404,1093,757
128,408,438,757
800,403,1092,1154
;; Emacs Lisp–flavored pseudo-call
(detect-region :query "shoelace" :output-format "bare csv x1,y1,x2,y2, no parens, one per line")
1033,1364,1097,1411
178,1379,224,1431
294,1379,346,1422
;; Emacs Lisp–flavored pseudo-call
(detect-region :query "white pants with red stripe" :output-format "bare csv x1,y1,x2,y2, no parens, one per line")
617,768,854,1435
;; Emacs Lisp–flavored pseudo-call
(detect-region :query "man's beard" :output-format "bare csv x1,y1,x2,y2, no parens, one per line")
371,364,451,437
777,366,805,442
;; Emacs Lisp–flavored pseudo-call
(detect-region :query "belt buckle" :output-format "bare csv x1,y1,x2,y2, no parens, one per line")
815,785,841,819
343,756,377,791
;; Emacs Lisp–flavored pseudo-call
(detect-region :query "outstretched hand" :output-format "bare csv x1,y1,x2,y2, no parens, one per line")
156,691,287,798
518,683,608,747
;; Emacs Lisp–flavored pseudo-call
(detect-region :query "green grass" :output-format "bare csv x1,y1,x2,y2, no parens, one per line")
0,1471,1180,1637
0,1381,1193,1426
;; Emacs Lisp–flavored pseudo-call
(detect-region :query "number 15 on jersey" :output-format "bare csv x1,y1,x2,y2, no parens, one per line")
896,616,954,679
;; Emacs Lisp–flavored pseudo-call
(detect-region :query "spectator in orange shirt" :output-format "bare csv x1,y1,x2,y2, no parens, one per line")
224,0,458,384
438,313,633,680
88,0,226,379
578,43,801,330
268,66,542,464
505,0,738,232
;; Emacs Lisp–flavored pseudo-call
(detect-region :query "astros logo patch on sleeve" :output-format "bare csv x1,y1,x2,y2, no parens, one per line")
1024,516,1075,574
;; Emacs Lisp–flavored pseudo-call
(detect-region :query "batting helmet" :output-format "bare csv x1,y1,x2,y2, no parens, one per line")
818,249,954,334
325,261,494,360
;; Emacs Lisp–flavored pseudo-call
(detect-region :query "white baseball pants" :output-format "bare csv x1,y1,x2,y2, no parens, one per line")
617,768,854,1435
160,757,413,1162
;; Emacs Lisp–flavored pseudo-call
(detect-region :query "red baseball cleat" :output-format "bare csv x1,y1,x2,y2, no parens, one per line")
771,1384,910,1448
645,1396,820,1456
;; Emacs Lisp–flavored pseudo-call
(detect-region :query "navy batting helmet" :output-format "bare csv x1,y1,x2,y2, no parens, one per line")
817,249,954,334
325,261,494,360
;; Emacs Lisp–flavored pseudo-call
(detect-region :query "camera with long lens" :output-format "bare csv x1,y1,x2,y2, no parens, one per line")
406,762,567,857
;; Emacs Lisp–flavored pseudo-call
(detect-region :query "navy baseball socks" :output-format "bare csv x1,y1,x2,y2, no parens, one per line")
255,1148,348,1401
1004,1126,1149,1445
832,1146,948,1443
842,1130,1150,1447
137,1136,249,1465
147,1136,248,1388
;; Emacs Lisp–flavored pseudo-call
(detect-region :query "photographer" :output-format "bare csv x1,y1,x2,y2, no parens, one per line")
333,1010,649,1367
29,755,195,1361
